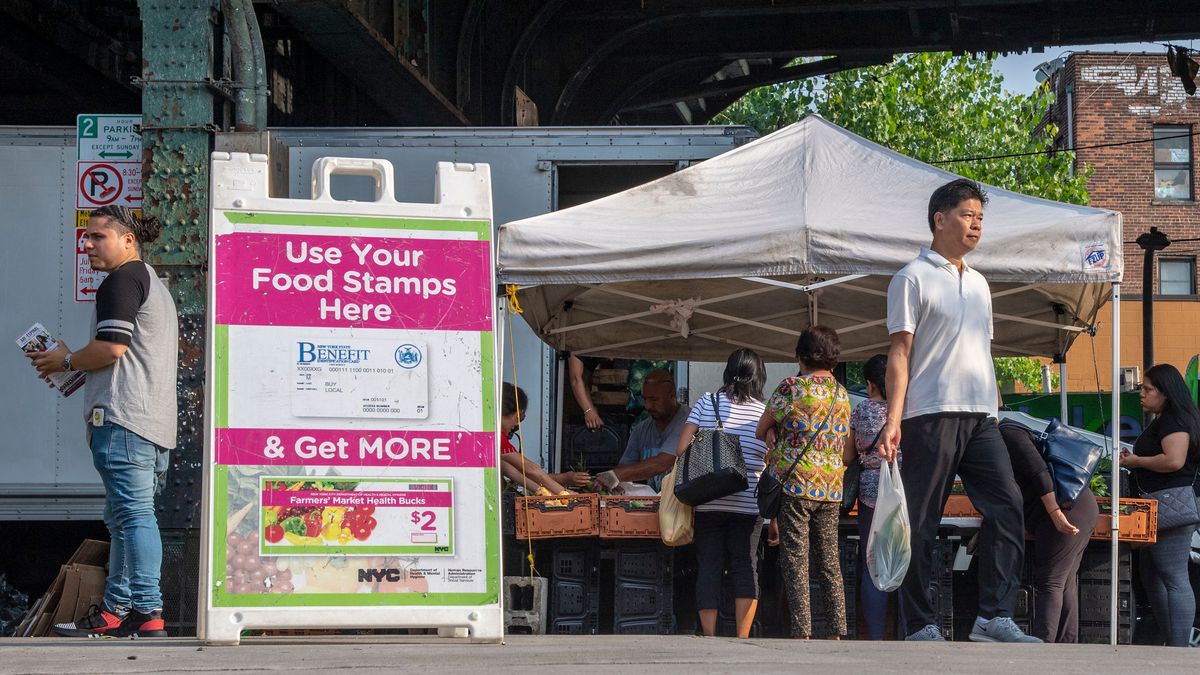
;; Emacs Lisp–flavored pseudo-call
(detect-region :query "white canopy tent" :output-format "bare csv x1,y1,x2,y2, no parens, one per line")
497,115,1127,643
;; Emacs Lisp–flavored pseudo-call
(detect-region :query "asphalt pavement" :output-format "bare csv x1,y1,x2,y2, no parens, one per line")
2,635,1198,674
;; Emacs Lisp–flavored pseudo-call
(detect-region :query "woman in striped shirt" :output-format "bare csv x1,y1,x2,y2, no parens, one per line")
673,348,769,638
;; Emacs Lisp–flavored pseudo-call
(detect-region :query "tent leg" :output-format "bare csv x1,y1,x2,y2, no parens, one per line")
1110,283,1121,647
1059,361,1069,423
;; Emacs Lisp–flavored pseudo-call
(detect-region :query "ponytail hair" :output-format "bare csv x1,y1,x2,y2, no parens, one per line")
719,348,766,404
863,353,888,400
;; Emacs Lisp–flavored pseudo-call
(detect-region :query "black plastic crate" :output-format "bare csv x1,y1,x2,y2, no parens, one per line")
501,491,516,537
551,616,600,635
160,529,200,637
1079,578,1134,625
561,423,629,473
612,541,674,631
615,579,673,622
547,541,600,635
614,615,677,635
1012,584,1035,634
615,541,673,583
1077,544,1133,584
1079,618,1134,644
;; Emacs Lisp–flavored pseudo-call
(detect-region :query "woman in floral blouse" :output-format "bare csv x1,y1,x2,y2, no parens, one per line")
756,325,851,639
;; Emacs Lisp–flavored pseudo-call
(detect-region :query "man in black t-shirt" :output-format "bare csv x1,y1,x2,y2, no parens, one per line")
28,205,177,638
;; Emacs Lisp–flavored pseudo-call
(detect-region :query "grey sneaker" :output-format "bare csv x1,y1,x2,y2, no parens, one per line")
905,624,946,641
969,616,1042,643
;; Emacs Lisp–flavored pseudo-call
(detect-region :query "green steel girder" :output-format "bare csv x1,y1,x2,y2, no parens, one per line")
139,0,220,530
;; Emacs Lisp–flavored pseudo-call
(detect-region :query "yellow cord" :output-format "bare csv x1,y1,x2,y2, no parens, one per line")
504,291,538,578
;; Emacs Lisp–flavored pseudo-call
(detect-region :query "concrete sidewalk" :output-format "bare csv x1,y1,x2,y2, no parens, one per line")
1,635,1196,674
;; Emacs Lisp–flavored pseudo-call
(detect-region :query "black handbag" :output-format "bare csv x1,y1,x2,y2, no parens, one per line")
673,393,749,507
998,418,1103,509
756,383,841,519
842,427,883,512
1041,418,1104,508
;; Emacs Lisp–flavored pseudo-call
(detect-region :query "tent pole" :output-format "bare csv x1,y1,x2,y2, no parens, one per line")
1059,361,1069,423
1109,282,1121,646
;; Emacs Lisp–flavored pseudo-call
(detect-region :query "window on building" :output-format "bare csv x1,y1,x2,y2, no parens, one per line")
1153,125,1193,201
1159,257,1195,295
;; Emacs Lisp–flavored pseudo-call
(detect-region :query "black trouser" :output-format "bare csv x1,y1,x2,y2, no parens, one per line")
692,510,762,610
1031,487,1099,643
899,413,1025,634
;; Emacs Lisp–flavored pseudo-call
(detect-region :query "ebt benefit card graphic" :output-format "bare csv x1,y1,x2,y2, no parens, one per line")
260,477,454,556
291,337,429,418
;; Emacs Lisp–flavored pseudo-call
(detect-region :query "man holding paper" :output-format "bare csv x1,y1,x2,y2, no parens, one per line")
27,205,177,638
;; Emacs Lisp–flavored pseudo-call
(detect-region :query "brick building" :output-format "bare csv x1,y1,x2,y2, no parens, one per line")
1048,52,1200,391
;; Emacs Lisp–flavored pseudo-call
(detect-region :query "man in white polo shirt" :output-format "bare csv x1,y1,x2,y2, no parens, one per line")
878,179,1037,643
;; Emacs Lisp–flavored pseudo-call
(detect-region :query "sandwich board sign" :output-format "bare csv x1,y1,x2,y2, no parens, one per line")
200,153,501,643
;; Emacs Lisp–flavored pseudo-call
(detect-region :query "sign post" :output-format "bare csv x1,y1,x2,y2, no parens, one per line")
200,153,501,644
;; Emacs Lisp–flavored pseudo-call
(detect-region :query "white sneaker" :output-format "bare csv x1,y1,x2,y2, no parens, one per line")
904,624,946,641
969,616,1042,643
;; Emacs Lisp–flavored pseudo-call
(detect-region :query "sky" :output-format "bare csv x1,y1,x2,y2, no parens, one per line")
992,41,1196,93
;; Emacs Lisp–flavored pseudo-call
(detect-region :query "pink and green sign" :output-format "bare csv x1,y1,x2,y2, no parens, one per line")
207,208,499,612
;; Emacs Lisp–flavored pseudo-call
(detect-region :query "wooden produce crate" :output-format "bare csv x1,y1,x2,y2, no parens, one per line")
942,494,1158,544
592,368,629,386
943,493,979,517
515,493,599,540
599,496,661,539
1092,497,1157,544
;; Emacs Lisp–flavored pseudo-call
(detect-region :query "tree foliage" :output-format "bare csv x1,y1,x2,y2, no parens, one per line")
714,52,1091,204
714,52,1090,390
994,356,1059,393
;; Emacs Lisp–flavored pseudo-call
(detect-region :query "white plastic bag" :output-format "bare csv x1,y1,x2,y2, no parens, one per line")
866,459,911,592
658,461,694,546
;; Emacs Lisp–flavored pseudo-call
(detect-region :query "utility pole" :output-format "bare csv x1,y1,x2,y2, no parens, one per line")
1136,227,1170,416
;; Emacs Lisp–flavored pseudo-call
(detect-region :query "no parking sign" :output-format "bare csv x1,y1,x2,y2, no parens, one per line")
76,161,141,208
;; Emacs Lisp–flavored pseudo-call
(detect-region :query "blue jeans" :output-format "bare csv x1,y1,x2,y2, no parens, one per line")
89,422,169,613
857,503,891,639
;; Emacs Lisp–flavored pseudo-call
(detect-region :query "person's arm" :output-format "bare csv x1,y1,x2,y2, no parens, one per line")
1121,431,1190,472
878,332,912,461
755,407,778,448
500,455,541,493
29,263,146,379
567,355,603,430
501,452,568,493
843,427,858,465
28,339,126,379
1039,491,1080,535
610,421,695,483
550,471,591,488
611,452,679,483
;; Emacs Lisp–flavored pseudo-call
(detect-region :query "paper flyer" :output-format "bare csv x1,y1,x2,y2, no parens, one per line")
15,323,86,397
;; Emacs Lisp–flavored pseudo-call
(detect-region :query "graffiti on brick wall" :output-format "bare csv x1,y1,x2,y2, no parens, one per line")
1080,65,1191,115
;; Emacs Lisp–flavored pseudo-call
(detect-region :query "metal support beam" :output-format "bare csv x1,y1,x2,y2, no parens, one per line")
273,0,470,125
621,55,890,113
140,0,220,529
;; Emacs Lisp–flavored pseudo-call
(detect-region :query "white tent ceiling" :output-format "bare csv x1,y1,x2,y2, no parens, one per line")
497,115,1123,362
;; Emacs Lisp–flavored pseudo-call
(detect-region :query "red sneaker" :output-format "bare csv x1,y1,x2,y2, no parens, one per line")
52,604,124,637
111,608,167,638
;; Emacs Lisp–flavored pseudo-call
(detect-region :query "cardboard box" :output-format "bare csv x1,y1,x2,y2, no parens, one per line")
16,540,108,637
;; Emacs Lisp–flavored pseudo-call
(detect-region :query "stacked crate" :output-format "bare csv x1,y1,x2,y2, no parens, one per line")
547,540,601,635
1076,544,1134,644
612,541,676,634
561,423,629,474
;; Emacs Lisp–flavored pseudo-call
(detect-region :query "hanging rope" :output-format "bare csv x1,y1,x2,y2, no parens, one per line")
503,287,538,578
